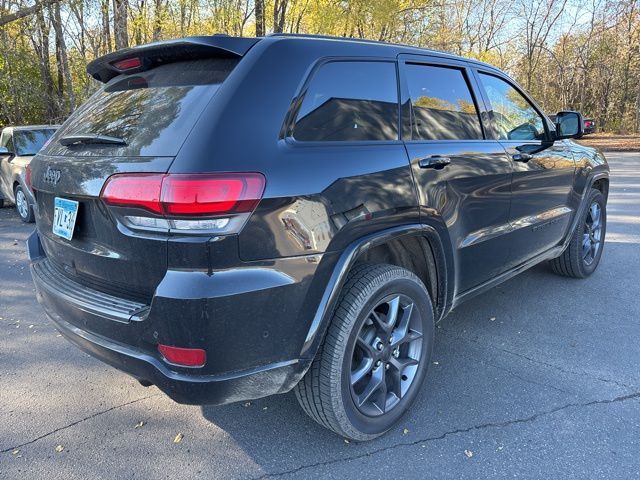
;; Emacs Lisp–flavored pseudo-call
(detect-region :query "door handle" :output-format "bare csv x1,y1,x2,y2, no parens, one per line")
418,156,451,169
512,153,533,162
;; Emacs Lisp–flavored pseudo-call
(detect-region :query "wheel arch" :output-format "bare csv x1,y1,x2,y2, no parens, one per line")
300,223,453,360
590,176,609,201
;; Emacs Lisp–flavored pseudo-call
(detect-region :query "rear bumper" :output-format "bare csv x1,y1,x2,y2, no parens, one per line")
28,230,316,405
46,311,307,405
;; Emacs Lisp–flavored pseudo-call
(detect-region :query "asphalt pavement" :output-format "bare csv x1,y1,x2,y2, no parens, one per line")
1,152,639,479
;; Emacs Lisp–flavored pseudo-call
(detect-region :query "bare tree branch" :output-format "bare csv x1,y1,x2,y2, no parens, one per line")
0,0,60,28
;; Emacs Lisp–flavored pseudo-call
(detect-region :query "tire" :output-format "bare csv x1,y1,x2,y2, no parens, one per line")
549,188,606,278
0,198,4,208
14,185,34,223
295,264,434,441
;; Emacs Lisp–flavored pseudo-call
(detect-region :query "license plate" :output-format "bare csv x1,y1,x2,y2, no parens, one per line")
52,197,79,240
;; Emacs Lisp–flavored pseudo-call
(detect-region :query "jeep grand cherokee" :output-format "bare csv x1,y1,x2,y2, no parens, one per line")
27,34,609,440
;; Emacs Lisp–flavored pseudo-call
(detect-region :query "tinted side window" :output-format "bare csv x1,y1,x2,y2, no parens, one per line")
405,64,483,141
292,61,398,141
478,73,545,141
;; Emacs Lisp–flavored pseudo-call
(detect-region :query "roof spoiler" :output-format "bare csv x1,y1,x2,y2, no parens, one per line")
87,35,261,83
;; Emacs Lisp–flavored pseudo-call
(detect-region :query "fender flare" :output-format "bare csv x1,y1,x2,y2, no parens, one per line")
561,170,609,252
299,223,452,359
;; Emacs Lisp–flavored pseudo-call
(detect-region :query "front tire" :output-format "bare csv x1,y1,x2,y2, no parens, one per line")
550,188,606,278
295,264,434,441
14,185,34,223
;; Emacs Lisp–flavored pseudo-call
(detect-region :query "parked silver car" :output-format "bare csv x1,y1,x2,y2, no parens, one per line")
0,125,59,222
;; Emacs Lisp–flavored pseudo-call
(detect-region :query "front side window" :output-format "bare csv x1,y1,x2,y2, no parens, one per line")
292,61,399,142
478,73,545,141
0,131,13,152
405,64,483,141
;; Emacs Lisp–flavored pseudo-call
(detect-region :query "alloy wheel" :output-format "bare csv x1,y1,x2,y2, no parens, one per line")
16,188,28,220
582,202,602,265
349,294,423,417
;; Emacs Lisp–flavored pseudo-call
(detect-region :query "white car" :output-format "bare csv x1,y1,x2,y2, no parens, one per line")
0,125,59,222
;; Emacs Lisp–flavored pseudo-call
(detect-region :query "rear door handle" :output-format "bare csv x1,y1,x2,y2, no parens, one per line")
512,153,533,162
418,156,451,169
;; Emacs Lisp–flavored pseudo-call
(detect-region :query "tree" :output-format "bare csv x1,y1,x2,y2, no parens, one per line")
113,0,129,49
255,0,265,36
0,0,59,28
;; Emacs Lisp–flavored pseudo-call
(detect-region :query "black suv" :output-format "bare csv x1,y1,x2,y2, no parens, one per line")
28,34,609,441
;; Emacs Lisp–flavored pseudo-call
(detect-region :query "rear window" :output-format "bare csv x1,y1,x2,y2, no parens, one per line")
291,61,399,142
46,58,238,157
14,129,57,156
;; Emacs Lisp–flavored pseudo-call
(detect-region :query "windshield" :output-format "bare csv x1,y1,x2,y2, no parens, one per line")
46,58,239,157
14,129,57,156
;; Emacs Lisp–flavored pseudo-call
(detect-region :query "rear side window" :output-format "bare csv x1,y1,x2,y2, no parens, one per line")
47,58,238,157
292,61,399,142
405,64,483,141
478,73,545,141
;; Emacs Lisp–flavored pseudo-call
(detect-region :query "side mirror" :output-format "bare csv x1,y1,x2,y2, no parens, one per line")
554,111,584,140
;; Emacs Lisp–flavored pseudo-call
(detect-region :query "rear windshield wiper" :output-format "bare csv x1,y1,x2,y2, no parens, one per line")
59,134,127,147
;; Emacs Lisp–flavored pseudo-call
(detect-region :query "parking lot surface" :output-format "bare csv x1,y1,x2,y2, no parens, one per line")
1,152,639,479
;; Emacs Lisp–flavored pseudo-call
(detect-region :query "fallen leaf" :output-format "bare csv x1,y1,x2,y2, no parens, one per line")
262,407,268,411
55,445,64,453
343,439,350,444
432,361,439,365
12,449,19,455
243,402,251,408
173,433,184,444
464,449,473,458
490,317,496,321
403,428,409,435
134,421,145,429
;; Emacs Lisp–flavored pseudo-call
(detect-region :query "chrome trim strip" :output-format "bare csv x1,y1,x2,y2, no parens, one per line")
460,206,573,248
511,206,572,232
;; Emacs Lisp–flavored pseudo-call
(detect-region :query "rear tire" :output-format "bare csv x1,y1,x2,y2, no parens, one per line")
549,188,606,278
14,185,34,223
295,264,434,441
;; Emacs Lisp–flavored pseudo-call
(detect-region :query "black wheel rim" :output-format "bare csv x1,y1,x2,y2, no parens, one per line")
349,294,423,417
583,202,603,265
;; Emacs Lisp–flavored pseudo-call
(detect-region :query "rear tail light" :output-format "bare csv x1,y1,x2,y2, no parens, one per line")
101,173,164,214
158,344,206,367
100,172,265,234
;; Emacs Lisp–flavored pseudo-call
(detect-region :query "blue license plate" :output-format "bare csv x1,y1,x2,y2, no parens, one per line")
52,197,79,240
